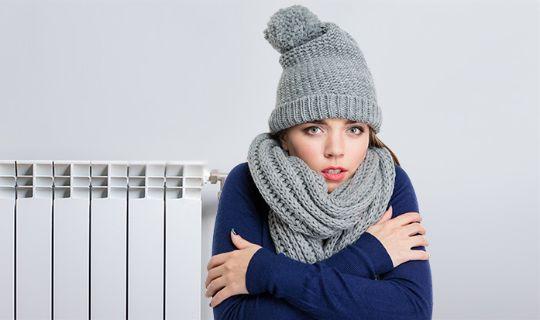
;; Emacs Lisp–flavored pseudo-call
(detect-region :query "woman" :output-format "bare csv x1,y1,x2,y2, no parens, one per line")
206,5,432,320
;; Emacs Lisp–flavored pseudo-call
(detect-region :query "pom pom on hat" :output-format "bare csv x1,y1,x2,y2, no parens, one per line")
263,5,325,54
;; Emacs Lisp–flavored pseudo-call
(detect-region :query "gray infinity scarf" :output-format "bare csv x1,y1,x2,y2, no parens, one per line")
247,132,396,264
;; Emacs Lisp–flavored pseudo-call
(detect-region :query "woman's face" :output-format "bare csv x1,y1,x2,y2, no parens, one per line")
279,118,370,193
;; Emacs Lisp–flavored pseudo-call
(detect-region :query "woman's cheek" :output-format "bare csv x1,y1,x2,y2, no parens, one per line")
298,148,322,168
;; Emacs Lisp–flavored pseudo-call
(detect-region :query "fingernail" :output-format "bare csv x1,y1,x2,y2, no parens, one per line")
231,228,238,236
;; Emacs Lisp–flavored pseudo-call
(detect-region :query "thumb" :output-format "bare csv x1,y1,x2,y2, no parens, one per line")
230,229,251,249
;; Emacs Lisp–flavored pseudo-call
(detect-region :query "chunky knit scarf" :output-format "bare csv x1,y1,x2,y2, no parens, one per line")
247,132,396,264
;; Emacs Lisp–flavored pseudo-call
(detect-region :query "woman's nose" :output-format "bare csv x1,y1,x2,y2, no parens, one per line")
324,133,345,158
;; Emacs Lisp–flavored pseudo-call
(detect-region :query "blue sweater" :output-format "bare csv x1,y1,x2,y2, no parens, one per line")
211,162,433,320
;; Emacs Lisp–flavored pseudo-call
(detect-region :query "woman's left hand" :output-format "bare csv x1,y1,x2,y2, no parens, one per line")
205,230,262,308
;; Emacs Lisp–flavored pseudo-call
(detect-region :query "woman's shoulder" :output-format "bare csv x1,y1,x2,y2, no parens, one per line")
394,164,414,190
221,161,264,204
218,162,268,221
224,161,252,189
390,164,420,215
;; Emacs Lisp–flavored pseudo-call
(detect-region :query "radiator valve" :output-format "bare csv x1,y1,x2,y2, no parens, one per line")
207,169,228,198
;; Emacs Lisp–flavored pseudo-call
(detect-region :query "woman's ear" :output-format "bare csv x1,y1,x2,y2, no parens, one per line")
279,132,289,152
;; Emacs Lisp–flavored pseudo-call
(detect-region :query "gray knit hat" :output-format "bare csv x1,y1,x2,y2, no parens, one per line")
264,5,382,134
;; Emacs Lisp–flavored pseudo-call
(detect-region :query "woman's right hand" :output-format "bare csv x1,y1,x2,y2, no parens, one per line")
366,206,430,268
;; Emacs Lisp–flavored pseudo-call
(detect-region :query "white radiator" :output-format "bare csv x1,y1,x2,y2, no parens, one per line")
0,160,222,320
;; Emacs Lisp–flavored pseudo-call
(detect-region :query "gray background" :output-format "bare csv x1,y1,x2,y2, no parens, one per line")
1,0,538,319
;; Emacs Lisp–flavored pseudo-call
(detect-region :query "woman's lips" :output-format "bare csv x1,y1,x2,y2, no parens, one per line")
321,171,346,182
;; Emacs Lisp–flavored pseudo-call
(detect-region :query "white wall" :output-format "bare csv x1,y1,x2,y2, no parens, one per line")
1,0,538,319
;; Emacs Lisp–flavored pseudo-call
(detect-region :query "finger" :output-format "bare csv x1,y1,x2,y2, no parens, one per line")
210,286,233,308
394,211,421,226
205,264,225,288
409,235,429,248
231,231,252,250
205,275,226,299
207,252,232,271
375,206,392,224
409,248,430,261
381,206,393,221
402,222,426,236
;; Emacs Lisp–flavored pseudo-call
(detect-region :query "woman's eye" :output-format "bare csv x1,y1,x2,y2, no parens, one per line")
305,126,322,134
349,126,364,135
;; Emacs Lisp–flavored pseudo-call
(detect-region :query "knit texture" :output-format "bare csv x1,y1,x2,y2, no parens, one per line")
247,132,396,264
264,5,382,133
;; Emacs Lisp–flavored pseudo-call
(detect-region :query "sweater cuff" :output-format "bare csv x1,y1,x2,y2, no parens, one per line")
245,247,277,295
245,247,308,298
356,232,394,275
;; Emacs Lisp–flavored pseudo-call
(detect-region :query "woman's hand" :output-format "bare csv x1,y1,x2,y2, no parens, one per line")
205,229,262,308
366,206,430,268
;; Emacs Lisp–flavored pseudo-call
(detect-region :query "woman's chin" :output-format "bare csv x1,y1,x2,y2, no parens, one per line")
326,177,351,193
326,182,339,193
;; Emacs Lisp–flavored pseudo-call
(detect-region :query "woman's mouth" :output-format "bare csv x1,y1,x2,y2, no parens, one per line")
321,167,347,182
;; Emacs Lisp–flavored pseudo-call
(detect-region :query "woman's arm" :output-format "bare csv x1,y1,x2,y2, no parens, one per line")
211,163,395,319
245,166,433,320
211,163,315,319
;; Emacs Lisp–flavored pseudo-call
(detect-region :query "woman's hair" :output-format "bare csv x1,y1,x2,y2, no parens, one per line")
269,124,401,166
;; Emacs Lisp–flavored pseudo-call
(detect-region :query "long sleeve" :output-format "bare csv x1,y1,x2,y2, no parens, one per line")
245,165,433,320
211,163,314,319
